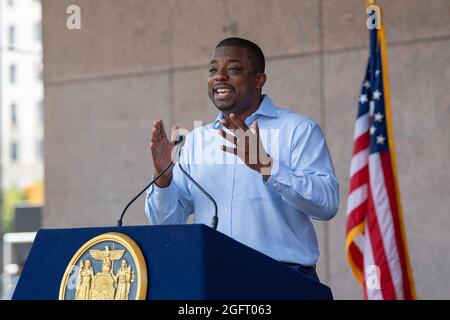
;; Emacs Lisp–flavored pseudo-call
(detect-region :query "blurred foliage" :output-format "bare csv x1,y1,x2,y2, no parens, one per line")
2,186,27,233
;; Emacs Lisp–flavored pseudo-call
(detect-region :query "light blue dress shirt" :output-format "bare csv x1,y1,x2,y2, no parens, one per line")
145,95,339,266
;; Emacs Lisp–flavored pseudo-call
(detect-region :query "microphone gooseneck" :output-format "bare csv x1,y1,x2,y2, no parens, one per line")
117,161,173,227
175,138,218,230
117,136,184,227
178,159,219,230
117,135,218,230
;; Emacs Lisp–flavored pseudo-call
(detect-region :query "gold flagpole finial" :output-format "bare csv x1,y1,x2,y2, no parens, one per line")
366,0,376,7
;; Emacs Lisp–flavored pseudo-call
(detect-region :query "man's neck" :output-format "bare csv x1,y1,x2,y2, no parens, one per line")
223,95,263,124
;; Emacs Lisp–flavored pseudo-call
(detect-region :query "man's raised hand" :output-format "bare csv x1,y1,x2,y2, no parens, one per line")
218,113,273,180
150,119,179,187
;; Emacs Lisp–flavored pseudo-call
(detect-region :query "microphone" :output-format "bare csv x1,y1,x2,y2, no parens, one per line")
117,136,184,227
176,142,219,230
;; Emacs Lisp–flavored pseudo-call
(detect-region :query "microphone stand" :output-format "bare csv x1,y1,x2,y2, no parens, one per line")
117,136,219,230
117,161,173,227
177,158,218,230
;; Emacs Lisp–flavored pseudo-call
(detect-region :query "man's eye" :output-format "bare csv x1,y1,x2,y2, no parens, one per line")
209,68,217,73
228,67,243,74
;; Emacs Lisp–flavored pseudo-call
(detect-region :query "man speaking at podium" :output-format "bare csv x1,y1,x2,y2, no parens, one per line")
145,37,339,282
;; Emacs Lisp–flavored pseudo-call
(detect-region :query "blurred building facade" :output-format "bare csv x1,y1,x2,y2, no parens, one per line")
41,0,450,299
0,0,44,190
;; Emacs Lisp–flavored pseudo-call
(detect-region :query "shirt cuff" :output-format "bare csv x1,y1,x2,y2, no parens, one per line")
265,162,291,190
147,177,178,205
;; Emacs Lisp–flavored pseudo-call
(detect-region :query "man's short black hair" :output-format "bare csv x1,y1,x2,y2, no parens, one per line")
216,37,265,73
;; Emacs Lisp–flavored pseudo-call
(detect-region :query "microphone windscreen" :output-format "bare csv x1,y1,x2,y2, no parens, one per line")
174,135,184,146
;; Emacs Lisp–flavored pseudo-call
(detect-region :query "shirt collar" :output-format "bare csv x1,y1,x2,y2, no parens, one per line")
212,95,278,129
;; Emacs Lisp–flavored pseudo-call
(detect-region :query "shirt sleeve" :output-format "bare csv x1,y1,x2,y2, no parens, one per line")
145,146,194,225
265,121,339,220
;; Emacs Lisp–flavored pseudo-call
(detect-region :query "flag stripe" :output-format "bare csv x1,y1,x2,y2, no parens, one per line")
346,222,365,286
353,234,365,257
354,113,370,140
363,227,383,300
352,131,370,156
350,148,369,176
349,241,364,273
366,185,396,299
350,166,368,191
346,184,368,217
380,152,413,299
346,200,367,233
369,153,404,299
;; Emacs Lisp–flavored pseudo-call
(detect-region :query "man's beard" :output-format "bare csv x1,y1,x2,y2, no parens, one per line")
213,100,237,112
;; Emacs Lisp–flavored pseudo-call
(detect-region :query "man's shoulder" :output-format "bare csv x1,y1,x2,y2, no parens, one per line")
273,104,319,132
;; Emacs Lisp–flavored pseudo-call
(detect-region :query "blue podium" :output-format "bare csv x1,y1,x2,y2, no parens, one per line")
12,224,332,300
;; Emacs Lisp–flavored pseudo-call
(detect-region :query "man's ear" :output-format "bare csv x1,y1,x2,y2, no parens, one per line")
256,73,267,90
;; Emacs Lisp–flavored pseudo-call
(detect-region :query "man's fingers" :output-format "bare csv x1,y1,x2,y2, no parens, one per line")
221,145,237,155
220,115,249,131
220,118,231,130
155,120,163,140
229,113,249,131
151,127,159,143
151,119,161,142
251,121,259,137
159,119,167,138
171,125,180,144
218,129,237,146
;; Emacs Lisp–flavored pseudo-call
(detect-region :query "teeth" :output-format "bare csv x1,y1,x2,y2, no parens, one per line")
216,88,232,94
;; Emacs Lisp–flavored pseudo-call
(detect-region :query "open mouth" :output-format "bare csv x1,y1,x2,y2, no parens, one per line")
213,85,235,100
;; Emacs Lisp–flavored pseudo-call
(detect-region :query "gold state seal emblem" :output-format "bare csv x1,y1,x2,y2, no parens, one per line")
59,232,147,300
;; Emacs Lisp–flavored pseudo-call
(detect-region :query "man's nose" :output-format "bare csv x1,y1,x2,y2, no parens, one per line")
214,68,229,82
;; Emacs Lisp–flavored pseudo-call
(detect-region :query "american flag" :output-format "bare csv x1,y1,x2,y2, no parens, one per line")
345,9,416,300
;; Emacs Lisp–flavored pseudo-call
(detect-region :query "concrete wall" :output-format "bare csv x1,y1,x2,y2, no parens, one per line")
42,0,450,299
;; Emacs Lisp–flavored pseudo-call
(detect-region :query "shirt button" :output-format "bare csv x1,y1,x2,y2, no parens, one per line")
273,183,279,188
